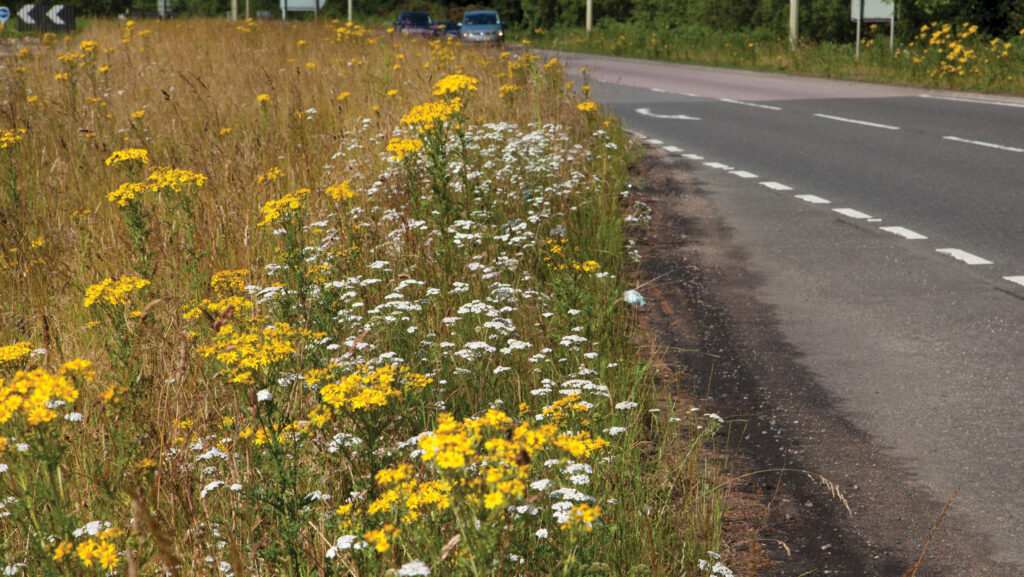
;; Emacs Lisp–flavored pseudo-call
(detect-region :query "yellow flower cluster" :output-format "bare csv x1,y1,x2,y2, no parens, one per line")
210,269,248,293
411,410,568,513
83,275,150,307
432,74,479,97
76,537,119,569
197,322,310,383
146,166,208,192
107,166,207,207
0,342,33,367
258,167,285,184
0,128,26,149
400,99,462,132
106,181,149,207
325,181,355,201
367,469,452,523
317,365,431,412
577,101,598,113
258,189,306,226
386,137,424,161
0,367,79,426
104,148,149,166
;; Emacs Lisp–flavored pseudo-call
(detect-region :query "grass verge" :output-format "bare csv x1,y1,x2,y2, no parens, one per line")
0,18,733,576
517,21,1024,95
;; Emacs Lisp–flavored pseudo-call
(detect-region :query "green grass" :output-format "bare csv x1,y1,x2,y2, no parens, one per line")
517,20,1024,95
0,18,734,576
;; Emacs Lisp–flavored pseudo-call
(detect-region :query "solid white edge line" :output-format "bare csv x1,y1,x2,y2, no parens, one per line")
919,94,1024,109
795,194,831,204
936,248,993,266
1004,276,1024,288
730,170,758,179
814,113,900,130
719,98,782,111
833,208,873,219
942,136,1024,153
880,226,927,240
760,181,793,191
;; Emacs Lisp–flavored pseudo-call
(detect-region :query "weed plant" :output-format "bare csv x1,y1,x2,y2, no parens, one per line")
521,20,1024,94
0,18,730,576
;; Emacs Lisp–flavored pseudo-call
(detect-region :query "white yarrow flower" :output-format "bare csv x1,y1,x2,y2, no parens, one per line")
397,560,431,576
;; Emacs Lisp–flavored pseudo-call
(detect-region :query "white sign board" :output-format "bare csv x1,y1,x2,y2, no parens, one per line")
281,0,326,11
851,0,894,22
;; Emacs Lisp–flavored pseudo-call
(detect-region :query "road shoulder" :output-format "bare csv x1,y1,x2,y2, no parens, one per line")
630,145,1018,576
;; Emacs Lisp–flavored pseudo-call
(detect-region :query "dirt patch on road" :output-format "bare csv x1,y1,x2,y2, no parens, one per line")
629,145,1017,576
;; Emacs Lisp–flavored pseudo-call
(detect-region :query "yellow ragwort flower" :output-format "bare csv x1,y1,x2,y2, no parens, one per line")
432,74,479,97
105,148,149,166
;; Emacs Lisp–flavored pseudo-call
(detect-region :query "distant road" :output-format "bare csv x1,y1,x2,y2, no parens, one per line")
555,52,1024,572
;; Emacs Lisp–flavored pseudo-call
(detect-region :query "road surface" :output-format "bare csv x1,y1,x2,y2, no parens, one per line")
555,52,1024,574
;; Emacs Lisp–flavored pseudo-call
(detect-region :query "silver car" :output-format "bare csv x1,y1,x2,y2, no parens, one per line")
460,10,503,44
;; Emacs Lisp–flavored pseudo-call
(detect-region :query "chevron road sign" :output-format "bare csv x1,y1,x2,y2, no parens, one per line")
16,4,75,32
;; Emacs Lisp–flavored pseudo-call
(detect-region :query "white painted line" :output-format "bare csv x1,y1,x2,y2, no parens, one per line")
663,145,683,153
814,113,900,131
730,170,758,179
880,226,927,240
919,94,1024,110
760,181,793,191
936,248,993,265
942,135,1024,153
833,208,873,219
651,88,666,93
703,162,733,170
867,218,883,223
683,93,700,98
646,139,664,145
720,98,783,111
683,153,704,160
636,107,701,121
1004,276,1024,288
795,194,831,204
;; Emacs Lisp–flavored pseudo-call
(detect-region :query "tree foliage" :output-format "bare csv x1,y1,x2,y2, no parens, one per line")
74,0,1024,42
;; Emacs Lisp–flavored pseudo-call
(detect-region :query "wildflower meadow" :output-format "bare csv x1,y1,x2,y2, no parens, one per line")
0,19,730,576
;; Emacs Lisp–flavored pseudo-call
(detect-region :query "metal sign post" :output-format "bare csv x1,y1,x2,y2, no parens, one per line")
789,0,799,49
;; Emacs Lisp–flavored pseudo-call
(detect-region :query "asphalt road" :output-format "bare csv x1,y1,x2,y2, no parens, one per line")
555,52,1024,571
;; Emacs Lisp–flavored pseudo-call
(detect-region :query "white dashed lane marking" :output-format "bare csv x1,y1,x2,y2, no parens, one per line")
936,248,993,265
795,194,831,204
880,226,927,240
730,170,758,179
719,98,782,111
760,181,793,191
942,136,1024,153
703,162,733,170
635,108,701,121
663,145,683,153
833,208,873,219
880,225,929,239
919,94,1024,109
814,113,900,131
683,153,704,160
1005,276,1024,288
646,139,664,145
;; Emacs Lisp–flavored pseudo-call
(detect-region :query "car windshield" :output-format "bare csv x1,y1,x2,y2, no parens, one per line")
464,13,498,25
399,13,430,26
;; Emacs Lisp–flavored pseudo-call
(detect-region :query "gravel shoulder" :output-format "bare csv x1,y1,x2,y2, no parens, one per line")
630,145,1019,576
